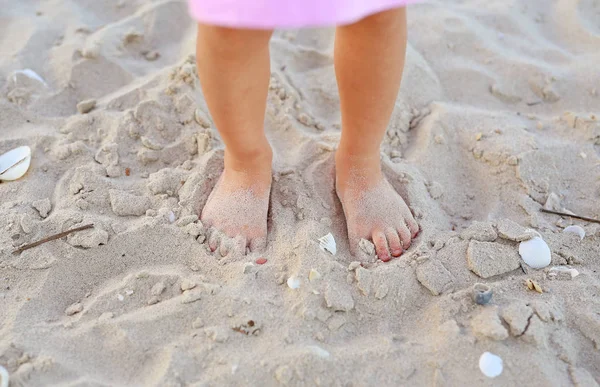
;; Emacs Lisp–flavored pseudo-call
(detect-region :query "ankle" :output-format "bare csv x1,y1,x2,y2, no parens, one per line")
335,148,383,194
224,145,273,177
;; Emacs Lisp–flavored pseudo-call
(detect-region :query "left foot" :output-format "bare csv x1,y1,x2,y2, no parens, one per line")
335,151,419,262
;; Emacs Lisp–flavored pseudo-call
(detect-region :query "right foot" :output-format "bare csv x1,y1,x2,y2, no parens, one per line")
201,150,272,254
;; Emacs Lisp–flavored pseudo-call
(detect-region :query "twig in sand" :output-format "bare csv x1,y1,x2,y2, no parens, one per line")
539,208,600,225
12,224,94,254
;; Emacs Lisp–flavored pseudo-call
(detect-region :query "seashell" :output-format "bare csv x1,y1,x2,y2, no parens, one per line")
13,69,47,87
117,293,124,301
563,225,585,240
519,237,551,269
318,233,337,255
479,352,503,378
307,345,330,359
525,278,543,293
0,146,32,181
549,266,579,279
287,276,300,289
472,283,493,305
0,364,9,387
308,269,321,282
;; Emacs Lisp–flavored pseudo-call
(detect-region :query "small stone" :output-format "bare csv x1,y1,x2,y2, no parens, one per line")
65,302,83,316
147,296,159,305
256,258,267,265
467,241,521,278
181,290,202,304
192,317,204,329
500,302,534,336
471,307,509,341
415,259,455,296
461,221,497,242
496,219,537,242
180,279,197,292
324,282,354,312
77,99,96,114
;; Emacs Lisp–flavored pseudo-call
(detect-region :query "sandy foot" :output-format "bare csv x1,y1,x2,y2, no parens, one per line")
336,155,418,262
201,168,271,254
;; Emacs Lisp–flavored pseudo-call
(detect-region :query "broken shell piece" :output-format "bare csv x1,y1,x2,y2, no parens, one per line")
0,146,32,181
308,269,322,282
519,237,551,269
549,266,579,279
563,225,585,240
472,283,493,305
318,233,337,255
287,276,300,289
13,69,47,86
0,364,9,387
479,352,503,378
525,278,543,293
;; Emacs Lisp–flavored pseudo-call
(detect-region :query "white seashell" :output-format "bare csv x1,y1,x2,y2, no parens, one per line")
549,266,580,279
0,146,31,181
168,211,176,223
479,352,503,378
287,276,301,289
13,69,47,86
563,225,585,240
307,345,330,359
519,236,551,269
318,233,337,255
117,293,124,301
0,364,9,387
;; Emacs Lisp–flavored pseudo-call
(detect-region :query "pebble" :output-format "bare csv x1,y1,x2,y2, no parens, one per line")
65,302,83,316
147,296,159,305
180,279,196,291
467,241,521,278
255,258,267,265
77,99,96,114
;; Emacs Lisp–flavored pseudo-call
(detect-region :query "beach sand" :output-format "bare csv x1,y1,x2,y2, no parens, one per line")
1,0,599,385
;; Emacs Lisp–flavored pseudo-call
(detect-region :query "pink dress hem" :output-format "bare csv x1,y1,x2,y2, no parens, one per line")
188,0,417,29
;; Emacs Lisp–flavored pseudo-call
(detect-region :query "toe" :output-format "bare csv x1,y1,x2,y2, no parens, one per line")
250,237,267,252
406,217,419,237
372,230,391,262
208,229,220,252
397,223,412,249
385,228,403,257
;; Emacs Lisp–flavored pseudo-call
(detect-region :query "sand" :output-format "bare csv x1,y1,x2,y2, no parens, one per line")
1,0,600,385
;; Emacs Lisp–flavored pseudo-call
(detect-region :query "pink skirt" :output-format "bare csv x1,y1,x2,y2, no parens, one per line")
188,0,416,29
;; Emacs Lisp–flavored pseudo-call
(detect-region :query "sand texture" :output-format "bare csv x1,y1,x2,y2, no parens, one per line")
1,0,600,385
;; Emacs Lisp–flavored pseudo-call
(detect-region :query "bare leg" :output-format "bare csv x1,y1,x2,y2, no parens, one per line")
195,25,273,252
334,8,419,261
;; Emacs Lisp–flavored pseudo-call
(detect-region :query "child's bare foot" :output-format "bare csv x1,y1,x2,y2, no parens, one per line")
335,151,419,262
201,150,272,253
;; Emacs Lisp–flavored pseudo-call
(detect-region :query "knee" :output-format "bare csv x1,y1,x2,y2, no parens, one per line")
197,24,272,52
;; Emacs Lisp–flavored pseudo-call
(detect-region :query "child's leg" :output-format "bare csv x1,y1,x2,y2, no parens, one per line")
195,25,273,252
334,8,419,261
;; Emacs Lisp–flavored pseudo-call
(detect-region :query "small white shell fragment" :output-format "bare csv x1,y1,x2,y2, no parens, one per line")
549,266,580,279
563,225,585,240
117,293,124,301
318,233,337,255
125,289,134,296
0,146,32,181
168,211,176,223
479,352,503,378
307,345,331,359
519,236,551,269
287,276,301,289
14,69,47,86
308,269,322,282
0,364,9,387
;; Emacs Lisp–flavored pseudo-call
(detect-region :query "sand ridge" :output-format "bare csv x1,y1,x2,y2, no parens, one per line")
1,0,600,385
